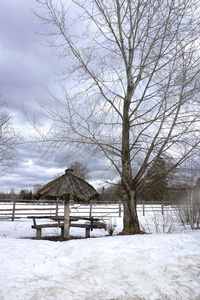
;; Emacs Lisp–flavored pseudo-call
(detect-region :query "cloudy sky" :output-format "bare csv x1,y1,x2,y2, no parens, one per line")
0,0,113,193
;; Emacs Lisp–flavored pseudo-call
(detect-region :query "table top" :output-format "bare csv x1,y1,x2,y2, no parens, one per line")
27,215,100,222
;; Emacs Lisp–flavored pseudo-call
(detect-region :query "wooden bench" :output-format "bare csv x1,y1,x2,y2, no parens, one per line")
31,222,64,239
28,216,106,239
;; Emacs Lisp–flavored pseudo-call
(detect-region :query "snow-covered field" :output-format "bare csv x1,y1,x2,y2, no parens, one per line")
0,213,200,300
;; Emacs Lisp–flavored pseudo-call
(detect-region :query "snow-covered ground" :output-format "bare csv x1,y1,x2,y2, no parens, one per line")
0,214,200,300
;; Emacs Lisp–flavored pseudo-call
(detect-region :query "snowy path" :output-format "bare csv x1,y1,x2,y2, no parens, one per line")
0,219,200,300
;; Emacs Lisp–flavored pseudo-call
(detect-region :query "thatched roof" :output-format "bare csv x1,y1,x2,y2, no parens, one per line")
34,169,99,201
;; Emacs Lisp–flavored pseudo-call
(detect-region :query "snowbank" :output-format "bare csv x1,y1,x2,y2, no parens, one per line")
0,218,200,299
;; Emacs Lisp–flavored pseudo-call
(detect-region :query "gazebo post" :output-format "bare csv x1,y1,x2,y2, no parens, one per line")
64,194,70,240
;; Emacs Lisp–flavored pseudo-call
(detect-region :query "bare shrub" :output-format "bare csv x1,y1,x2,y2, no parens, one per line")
106,217,117,236
175,204,200,230
141,209,183,234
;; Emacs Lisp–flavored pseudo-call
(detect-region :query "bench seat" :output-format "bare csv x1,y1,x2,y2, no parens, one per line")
32,223,64,229
31,221,106,239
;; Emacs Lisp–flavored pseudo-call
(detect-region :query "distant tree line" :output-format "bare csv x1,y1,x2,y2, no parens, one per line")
0,161,90,201
0,189,33,200
99,158,200,204
1,159,200,205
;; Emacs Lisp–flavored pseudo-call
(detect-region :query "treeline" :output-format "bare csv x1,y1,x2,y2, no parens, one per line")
1,158,200,204
98,158,200,204
98,181,200,204
0,189,33,200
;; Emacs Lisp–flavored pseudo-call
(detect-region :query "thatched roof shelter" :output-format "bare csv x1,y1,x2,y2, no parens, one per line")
35,169,99,201
34,169,99,239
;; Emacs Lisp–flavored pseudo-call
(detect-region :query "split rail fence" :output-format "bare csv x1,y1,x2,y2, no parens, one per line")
0,199,174,221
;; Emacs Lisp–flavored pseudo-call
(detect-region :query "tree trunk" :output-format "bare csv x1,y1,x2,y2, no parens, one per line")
120,188,143,235
120,88,142,234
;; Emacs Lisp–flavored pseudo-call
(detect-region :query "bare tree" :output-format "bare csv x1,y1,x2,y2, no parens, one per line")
53,162,90,180
0,100,20,177
9,187,15,200
69,161,90,180
32,0,200,234
33,184,42,194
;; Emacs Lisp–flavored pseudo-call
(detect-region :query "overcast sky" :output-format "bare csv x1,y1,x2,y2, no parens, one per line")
0,0,114,193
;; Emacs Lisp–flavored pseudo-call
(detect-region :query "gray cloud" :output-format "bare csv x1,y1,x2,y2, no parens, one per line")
0,0,114,194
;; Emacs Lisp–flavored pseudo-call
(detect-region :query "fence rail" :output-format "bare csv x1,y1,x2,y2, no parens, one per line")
0,199,176,221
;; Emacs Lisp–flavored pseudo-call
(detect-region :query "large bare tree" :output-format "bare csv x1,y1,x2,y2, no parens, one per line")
33,0,200,234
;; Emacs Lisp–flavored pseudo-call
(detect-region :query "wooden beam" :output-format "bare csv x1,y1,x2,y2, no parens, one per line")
64,195,70,239
36,228,42,239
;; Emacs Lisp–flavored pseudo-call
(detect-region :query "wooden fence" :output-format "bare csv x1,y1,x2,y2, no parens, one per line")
0,199,174,221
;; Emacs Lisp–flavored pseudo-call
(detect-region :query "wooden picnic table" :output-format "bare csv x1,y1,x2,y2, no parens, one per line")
28,215,105,239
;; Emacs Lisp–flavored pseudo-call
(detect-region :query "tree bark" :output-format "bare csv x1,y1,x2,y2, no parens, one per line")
121,93,142,234
120,188,142,234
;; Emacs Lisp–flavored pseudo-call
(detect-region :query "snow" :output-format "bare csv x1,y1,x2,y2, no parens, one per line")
0,215,200,300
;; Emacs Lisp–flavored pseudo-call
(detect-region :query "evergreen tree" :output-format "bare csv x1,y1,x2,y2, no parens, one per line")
141,158,168,202
195,177,200,188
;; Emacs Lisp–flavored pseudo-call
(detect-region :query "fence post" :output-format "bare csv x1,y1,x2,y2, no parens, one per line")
12,199,16,221
161,202,164,215
143,202,145,216
119,201,122,217
56,198,59,216
89,201,93,217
